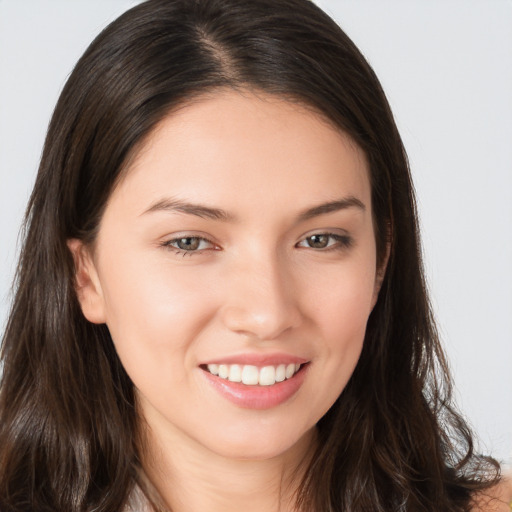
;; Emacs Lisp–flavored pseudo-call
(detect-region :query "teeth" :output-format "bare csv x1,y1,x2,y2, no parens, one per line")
259,366,275,386
241,365,259,385
218,364,229,379
206,362,302,386
228,364,242,382
275,364,286,382
208,364,219,376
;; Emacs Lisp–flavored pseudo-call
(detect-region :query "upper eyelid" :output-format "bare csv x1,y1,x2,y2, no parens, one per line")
296,228,351,240
159,229,352,249
161,231,217,243
295,231,354,250
160,234,218,253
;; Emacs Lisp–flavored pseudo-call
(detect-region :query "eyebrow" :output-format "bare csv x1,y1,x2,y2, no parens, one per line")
297,196,366,221
141,195,365,222
141,198,234,221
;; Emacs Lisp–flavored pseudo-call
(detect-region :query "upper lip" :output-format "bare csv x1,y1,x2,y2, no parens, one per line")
201,353,309,367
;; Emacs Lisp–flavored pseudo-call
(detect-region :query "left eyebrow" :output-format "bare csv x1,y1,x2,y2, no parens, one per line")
297,196,366,222
140,195,365,222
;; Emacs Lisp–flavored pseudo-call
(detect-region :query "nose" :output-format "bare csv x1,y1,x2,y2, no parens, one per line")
219,253,302,341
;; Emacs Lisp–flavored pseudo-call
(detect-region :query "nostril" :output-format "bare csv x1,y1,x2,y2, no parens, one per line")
219,302,301,341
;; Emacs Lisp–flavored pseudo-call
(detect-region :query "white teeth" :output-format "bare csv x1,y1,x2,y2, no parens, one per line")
206,362,302,386
241,365,259,385
218,364,229,379
208,363,219,376
228,364,242,382
275,364,286,382
285,363,295,379
259,366,275,386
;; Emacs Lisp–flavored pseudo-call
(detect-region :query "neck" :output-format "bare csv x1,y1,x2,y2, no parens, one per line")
140,420,316,512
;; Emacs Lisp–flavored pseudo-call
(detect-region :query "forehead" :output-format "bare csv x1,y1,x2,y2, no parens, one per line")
111,89,371,217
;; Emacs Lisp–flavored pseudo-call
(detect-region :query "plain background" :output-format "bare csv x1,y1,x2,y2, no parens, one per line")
0,0,511,465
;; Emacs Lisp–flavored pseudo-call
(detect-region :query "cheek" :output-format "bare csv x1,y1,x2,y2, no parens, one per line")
307,252,377,339
302,256,376,409
321,282,374,348
97,254,218,384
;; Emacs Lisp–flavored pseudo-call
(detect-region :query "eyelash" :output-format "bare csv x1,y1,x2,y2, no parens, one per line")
160,232,352,257
160,236,217,257
295,233,353,252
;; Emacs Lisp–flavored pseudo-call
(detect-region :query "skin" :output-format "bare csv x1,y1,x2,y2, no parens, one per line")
473,475,512,512
70,89,385,511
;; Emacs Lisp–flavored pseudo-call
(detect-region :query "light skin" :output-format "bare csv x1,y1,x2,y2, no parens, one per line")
473,475,512,512
70,89,385,511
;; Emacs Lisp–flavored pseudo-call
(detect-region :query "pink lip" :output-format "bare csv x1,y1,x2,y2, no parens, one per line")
201,363,309,410
201,353,309,367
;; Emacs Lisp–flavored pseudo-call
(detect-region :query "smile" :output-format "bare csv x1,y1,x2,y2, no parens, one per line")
206,363,302,386
201,359,309,409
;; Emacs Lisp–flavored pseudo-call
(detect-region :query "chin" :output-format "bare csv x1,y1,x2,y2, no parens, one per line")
200,423,317,462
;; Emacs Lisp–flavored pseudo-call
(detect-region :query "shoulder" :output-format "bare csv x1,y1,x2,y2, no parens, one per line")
471,474,512,512
124,484,154,512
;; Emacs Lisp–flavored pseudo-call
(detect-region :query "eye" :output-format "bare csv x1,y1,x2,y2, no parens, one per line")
296,233,352,251
161,236,217,256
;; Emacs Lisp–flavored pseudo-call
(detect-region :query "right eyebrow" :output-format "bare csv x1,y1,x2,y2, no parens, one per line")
140,198,235,222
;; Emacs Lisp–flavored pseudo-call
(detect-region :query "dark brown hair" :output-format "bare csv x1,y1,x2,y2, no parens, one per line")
0,0,500,510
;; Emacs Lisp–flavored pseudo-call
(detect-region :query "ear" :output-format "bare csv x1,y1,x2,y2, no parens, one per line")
371,232,391,309
67,239,107,324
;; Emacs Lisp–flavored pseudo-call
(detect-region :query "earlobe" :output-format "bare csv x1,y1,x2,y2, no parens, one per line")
67,239,107,324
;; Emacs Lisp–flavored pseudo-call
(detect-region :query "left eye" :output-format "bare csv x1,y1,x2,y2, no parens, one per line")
164,236,214,252
296,233,350,250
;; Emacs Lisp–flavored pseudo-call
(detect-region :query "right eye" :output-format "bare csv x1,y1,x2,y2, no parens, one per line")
161,236,217,256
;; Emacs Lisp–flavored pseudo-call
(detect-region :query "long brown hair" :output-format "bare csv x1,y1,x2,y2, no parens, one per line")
0,0,499,510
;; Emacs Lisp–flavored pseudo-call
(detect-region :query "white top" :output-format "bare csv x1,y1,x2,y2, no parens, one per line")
124,486,153,512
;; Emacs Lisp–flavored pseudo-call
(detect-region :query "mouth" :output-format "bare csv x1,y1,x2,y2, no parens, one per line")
199,356,310,409
200,357,311,410
202,362,303,386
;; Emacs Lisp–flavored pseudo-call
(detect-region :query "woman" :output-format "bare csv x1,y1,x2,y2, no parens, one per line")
0,0,504,510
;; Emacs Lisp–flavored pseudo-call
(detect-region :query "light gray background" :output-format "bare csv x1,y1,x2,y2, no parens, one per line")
1,0,511,464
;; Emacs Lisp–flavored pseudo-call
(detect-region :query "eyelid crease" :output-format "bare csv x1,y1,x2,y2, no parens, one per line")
158,229,354,258
160,234,219,256
296,232,353,251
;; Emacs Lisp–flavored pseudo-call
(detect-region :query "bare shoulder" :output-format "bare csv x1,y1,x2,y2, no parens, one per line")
471,475,512,512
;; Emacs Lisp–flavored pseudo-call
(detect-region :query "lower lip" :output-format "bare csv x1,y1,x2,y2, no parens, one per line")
201,365,308,410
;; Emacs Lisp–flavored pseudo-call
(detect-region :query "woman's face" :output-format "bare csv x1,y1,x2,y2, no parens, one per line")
75,90,381,461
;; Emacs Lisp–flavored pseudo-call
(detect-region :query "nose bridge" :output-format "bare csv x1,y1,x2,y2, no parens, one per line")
220,248,301,340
